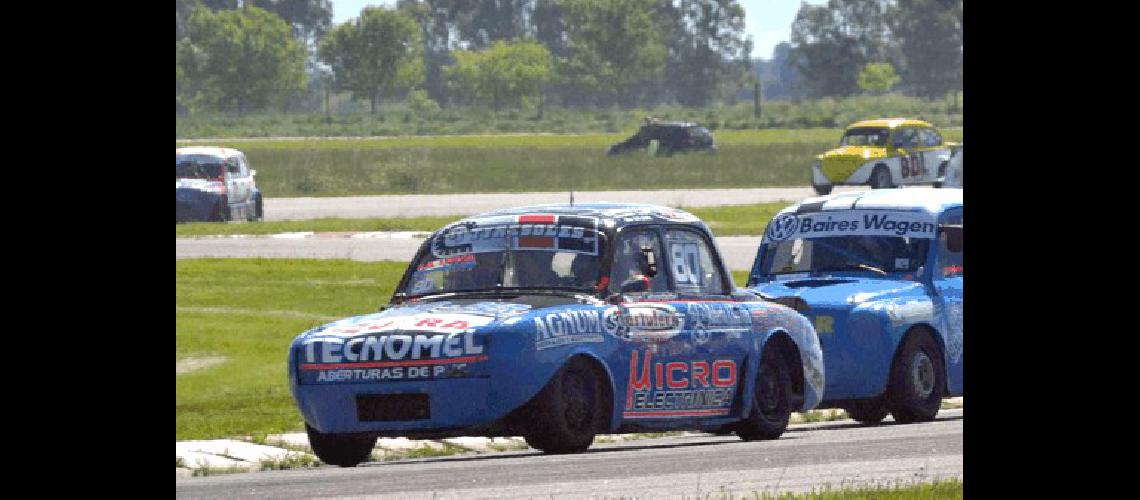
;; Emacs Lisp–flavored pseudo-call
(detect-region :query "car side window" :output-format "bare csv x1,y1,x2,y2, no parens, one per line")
922,128,943,147
893,128,918,148
610,228,669,294
664,228,726,295
238,156,250,177
936,211,963,278
225,158,241,176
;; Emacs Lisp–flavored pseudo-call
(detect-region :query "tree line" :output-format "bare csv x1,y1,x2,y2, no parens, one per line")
176,0,961,115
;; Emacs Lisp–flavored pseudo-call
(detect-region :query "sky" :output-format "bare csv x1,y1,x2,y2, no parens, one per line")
330,0,827,61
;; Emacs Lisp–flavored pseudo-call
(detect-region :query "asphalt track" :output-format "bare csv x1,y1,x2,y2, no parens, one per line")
175,234,763,271
175,409,963,499
262,186,869,220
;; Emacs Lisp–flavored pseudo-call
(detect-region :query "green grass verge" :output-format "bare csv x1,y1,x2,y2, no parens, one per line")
176,202,790,238
175,129,961,197
175,216,452,237
748,479,962,499
176,258,407,440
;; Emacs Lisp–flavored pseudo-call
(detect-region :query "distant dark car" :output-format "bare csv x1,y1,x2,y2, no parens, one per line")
176,147,263,223
607,121,717,156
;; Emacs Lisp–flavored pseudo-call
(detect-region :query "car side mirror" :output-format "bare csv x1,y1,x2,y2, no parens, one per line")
619,277,649,294
639,247,657,277
251,169,257,176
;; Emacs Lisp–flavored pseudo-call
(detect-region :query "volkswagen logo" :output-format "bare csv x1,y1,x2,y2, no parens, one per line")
767,213,799,241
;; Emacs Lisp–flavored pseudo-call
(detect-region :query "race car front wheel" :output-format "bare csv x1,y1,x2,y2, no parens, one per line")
736,349,793,441
885,332,945,424
305,423,378,467
870,166,893,189
812,184,833,196
524,357,604,453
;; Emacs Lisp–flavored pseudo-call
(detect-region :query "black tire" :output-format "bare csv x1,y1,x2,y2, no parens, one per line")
843,400,889,425
813,184,833,196
736,350,794,441
305,423,377,467
523,357,604,453
253,194,263,221
885,332,945,424
870,165,893,189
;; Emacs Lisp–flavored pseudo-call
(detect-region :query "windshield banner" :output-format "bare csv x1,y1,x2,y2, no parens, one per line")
432,214,600,258
765,210,938,242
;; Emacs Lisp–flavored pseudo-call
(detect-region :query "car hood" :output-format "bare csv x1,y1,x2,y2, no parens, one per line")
818,146,889,180
749,276,925,311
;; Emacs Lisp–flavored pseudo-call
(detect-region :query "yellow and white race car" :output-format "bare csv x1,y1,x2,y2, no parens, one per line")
811,118,958,195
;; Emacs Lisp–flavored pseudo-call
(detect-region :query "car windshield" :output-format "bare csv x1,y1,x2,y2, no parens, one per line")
760,235,929,276
840,127,890,147
403,218,606,297
177,154,225,179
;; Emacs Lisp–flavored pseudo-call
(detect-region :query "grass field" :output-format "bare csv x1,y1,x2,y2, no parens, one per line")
175,202,790,237
177,258,753,439
175,128,962,198
759,479,962,499
176,259,408,440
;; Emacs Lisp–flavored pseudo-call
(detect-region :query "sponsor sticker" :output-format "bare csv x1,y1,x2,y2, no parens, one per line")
623,350,737,418
300,330,488,383
533,309,607,350
432,214,600,258
605,304,684,343
765,210,938,241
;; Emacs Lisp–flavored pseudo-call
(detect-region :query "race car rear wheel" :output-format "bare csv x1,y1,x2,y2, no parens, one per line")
843,399,889,425
736,349,793,441
523,357,604,454
305,423,377,467
813,184,833,195
885,332,945,424
870,166,893,189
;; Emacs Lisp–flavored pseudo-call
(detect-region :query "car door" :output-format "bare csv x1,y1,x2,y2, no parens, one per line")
223,157,243,206
930,208,963,395
613,226,740,424
919,128,950,183
892,127,924,185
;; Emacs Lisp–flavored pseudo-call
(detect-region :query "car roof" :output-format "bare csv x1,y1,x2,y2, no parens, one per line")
177,146,244,159
777,188,961,217
846,118,933,130
457,203,704,228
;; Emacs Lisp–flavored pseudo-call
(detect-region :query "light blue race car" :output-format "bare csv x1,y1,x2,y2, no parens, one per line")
745,188,962,424
289,203,825,466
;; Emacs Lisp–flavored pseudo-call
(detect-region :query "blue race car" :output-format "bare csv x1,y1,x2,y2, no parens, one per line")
745,188,962,424
288,203,825,466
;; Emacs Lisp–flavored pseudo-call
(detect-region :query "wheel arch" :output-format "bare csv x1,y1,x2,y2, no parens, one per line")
563,351,618,433
759,330,806,411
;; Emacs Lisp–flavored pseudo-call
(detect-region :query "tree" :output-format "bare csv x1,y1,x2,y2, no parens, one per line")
447,39,552,110
857,62,900,94
890,0,961,98
660,0,751,106
176,5,308,112
318,6,424,113
556,0,667,106
789,0,890,98
248,0,332,43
